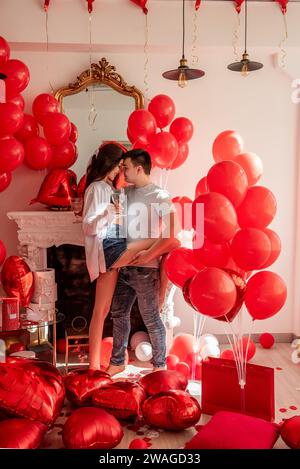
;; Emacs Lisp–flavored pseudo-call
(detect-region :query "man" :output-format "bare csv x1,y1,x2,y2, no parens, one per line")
107,149,179,376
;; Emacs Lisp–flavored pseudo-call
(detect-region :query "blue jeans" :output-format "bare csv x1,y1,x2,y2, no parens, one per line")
110,266,166,368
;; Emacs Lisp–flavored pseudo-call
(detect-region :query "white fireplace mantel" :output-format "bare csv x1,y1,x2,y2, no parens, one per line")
7,211,84,270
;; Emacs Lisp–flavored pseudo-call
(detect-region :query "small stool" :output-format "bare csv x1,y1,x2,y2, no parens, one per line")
65,327,89,373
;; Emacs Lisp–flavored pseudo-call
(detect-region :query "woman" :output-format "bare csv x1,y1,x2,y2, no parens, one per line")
82,143,178,371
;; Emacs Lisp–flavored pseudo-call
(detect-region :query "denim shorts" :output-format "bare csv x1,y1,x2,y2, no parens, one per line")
103,224,127,270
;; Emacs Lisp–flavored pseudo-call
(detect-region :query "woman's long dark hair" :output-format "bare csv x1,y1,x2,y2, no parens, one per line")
85,143,125,190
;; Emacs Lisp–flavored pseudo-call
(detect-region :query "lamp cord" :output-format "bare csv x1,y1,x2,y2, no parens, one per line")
244,0,247,53
182,0,185,59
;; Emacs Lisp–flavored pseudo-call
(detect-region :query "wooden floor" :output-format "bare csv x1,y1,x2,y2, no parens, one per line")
42,343,300,449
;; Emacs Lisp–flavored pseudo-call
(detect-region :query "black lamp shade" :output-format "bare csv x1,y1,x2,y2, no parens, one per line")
227,60,263,72
163,67,205,80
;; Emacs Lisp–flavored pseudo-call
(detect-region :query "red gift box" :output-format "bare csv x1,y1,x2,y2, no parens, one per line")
201,357,275,422
1,298,20,331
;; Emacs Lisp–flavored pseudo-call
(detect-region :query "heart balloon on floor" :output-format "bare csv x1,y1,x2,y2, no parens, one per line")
93,381,147,420
139,370,188,396
0,419,47,449
62,407,123,449
64,369,112,407
142,390,201,431
1,255,34,307
0,357,65,426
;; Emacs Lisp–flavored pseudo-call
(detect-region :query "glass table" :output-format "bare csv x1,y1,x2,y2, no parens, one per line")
0,311,65,367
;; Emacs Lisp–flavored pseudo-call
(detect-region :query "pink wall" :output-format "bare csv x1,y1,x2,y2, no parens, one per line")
1,0,299,335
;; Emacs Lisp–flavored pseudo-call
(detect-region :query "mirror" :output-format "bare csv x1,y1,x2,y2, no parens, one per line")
54,58,144,177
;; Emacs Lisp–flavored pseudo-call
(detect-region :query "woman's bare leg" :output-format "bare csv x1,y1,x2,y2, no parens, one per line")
89,269,118,370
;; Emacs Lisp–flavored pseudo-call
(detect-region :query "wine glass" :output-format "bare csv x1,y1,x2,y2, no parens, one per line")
70,197,83,223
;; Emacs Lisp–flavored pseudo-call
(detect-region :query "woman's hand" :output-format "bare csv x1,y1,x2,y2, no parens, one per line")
129,249,153,266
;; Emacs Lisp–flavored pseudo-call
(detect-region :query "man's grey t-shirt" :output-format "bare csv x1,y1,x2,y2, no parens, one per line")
124,183,175,268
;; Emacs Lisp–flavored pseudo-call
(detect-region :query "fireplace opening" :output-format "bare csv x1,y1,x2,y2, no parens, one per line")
47,244,148,341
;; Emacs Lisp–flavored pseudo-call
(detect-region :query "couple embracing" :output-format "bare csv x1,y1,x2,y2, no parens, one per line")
82,143,180,375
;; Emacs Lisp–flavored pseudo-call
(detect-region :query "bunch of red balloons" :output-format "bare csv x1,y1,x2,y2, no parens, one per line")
166,129,287,323
127,94,194,170
0,36,78,195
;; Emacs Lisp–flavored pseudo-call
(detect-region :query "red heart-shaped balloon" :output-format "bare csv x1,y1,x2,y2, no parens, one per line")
0,357,65,426
139,370,188,396
64,369,112,407
143,390,201,430
215,269,246,322
93,381,147,420
30,168,76,207
1,256,34,307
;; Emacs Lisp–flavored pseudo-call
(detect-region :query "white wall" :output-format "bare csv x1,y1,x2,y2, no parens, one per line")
0,0,299,336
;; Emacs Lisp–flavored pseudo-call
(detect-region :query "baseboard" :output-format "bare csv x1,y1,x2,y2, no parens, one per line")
214,333,294,344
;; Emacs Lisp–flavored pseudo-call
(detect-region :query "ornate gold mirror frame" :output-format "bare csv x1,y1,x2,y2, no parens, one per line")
54,57,144,109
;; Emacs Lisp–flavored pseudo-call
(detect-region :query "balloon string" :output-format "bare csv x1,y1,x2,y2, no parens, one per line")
45,10,55,94
224,317,243,388
144,13,150,103
278,13,288,69
87,12,98,130
233,13,240,62
192,311,206,380
191,9,199,66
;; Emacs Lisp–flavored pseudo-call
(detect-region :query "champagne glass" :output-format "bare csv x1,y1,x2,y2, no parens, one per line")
70,197,83,223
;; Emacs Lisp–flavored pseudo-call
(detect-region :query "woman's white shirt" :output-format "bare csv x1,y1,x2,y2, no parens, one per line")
82,180,113,282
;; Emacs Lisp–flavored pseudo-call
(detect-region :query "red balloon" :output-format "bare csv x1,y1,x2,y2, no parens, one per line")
220,349,235,360
169,143,189,169
31,168,75,208
166,354,180,370
32,93,60,125
15,114,39,142
6,94,25,111
148,131,178,169
195,176,208,198
182,276,197,310
245,271,287,320
280,416,300,449
231,228,271,271
77,174,86,197
172,196,193,230
0,36,10,66
215,269,246,322
169,334,197,362
148,94,175,129
212,130,244,162
0,419,46,449
237,186,277,229
193,236,231,269
64,369,112,407
0,136,24,172
139,370,188,396
234,152,263,186
192,192,238,244
0,240,6,265
170,117,194,145
0,59,30,95
50,141,77,169
175,361,190,378
165,247,202,288
62,407,123,449
132,138,149,152
24,136,52,170
260,229,281,269
189,267,237,318
1,256,34,307
43,112,71,146
130,0,148,14
93,381,147,420
259,332,275,349
0,357,65,426
69,122,78,143
128,109,157,142
0,102,24,137
0,171,12,192
207,160,248,208
142,390,201,431
129,438,149,449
